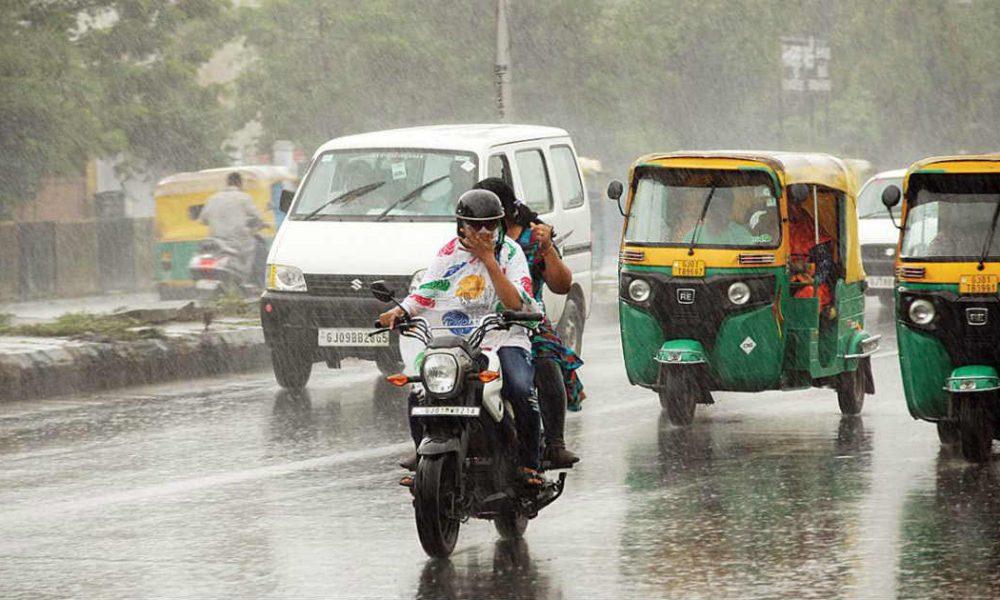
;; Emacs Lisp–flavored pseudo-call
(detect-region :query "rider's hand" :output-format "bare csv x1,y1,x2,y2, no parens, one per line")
460,226,496,263
532,223,554,255
378,306,405,328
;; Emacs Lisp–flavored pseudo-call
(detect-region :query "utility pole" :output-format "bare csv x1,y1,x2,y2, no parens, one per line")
494,0,512,122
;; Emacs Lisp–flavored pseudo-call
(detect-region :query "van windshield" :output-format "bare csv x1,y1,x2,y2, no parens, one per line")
290,149,479,220
625,168,780,248
901,173,1000,261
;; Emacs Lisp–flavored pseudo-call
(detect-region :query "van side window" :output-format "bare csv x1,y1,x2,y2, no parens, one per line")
514,149,553,213
551,145,585,209
488,154,513,188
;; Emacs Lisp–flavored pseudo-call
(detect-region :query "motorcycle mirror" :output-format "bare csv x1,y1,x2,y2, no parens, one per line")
371,280,396,303
788,183,810,204
881,185,901,209
279,189,295,213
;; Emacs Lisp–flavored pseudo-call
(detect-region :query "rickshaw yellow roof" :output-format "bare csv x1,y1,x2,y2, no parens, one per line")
904,154,1000,188
635,151,860,193
155,165,296,196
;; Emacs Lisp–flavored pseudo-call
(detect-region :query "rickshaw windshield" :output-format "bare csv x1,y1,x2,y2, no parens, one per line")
626,168,780,248
290,149,479,221
901,173,1000,261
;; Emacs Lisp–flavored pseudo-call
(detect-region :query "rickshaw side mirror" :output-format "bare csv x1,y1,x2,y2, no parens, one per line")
279,189,295,213
188,205,203,220
788,183,810,204
607,180,625,216
881,185,901,209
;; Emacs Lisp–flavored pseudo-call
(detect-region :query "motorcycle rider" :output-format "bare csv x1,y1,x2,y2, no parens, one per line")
198,171,267,283
472,178,583,469
379,189,544,487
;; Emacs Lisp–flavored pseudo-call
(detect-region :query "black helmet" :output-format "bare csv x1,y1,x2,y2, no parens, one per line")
455,189,506,257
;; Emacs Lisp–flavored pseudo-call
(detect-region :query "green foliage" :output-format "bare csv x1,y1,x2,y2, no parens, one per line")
0,312,162,341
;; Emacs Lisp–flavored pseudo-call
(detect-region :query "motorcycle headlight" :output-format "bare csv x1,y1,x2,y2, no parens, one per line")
422,353,459,395
409,269,427,294
909,298,935,325
628,278,651,302
267,264,306,292
727,281,751,305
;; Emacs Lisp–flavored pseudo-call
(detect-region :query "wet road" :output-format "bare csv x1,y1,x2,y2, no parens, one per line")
3,303,1000,599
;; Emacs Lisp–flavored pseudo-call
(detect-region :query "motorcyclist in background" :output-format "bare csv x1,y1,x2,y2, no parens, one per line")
379,189,544,487
198,172,267,284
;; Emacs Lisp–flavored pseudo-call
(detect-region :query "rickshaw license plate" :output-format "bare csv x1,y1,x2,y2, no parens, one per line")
318,328,389,347
959,275,998,295
866,276,895,289
672,259,706,277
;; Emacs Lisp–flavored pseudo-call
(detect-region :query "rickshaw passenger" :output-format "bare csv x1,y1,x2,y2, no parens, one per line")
788,201,835,309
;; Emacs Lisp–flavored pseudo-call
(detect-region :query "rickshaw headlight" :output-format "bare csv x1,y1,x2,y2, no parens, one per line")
628,278,651,302
267,264,306,292
909,299,936,325
422,353,459,395
727,282,751,305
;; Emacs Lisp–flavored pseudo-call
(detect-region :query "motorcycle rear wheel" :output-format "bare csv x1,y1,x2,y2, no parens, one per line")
414,454,461,558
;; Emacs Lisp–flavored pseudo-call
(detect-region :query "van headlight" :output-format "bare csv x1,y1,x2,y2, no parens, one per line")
422,353,459,395
908,298,935,325
727,282,751,305
628,278,651,302
410,269,427,294
267,264,306,292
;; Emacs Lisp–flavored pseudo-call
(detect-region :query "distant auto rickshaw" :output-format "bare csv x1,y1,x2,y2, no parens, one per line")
608,151,880,424
881,154,1000,462
154,166,296,299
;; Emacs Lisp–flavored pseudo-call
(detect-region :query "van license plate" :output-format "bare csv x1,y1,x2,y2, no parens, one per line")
959,274,998,295
672,259,706,277
866,276,895,289
318,328,389,347
411,406,481,417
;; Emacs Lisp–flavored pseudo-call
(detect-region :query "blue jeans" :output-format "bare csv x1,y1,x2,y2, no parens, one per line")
408,346,541,470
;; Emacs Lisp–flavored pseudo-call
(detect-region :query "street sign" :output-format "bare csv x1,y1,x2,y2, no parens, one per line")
781,36,831,93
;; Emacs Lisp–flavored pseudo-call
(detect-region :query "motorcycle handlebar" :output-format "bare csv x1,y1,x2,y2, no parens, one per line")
501,311,544,322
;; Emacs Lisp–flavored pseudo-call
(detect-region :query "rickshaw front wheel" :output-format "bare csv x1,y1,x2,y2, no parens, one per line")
658,373,698,426
957,397,993,464
936,421,960,447
836,368,865,416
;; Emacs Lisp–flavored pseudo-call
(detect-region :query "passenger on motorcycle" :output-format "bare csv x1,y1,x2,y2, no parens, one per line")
472,178,583,469
379,189,544,486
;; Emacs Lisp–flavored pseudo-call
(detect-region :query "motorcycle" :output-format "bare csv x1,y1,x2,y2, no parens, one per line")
188,235,268,300
369,281,567,558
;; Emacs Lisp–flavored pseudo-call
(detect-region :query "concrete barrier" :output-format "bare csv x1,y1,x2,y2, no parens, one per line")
0,223,19,302
54,221,100,297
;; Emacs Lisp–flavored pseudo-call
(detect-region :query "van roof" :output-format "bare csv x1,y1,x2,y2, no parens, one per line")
314,124,570,156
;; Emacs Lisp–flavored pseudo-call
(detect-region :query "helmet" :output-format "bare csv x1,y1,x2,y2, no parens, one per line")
455,189,506,257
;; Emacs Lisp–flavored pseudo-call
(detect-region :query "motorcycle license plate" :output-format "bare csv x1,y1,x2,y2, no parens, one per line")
195,279,221,290
411,406,481,417
317,328,389,347
672,259,705,277
959,274,998,295
866,276,895,290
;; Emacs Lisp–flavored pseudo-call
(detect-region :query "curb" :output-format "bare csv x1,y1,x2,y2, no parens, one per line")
0,327,271,403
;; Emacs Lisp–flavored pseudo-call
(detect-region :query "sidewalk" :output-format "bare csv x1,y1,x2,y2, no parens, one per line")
0,293,270,403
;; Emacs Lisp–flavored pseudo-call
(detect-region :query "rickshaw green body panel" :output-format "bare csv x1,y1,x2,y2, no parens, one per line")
894,283,957,420
945,366,1000,394
156,240,200,284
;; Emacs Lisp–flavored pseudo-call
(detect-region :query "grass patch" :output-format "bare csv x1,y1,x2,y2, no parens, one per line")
0,312,163,341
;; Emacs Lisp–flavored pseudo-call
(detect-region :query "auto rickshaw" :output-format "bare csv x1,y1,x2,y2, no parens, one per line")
607,151,880,425
880,154,1000,463
154,166,295,299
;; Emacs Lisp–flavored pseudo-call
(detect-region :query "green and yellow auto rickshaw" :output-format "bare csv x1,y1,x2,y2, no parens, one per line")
154,166,296,299
880,154,1000,462
607,151,880,425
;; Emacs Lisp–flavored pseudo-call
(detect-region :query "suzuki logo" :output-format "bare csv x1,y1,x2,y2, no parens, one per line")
967,307,988,326
350,278,363,291
677,288,695,304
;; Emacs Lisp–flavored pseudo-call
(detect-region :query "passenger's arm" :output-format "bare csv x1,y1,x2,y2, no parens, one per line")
536,226,572,294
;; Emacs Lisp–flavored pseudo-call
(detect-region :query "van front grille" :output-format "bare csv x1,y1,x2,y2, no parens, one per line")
304,274,411,297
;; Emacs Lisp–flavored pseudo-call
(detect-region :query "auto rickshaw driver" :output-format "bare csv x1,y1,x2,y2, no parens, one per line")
681,186,756,247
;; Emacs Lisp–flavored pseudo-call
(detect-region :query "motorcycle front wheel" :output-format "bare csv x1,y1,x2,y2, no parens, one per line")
494,510,528,540
414,453,461,558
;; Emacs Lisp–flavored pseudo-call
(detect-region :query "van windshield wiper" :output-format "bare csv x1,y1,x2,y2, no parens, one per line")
300,181,386,221
375,175,450,221
976,195,1000,270
687,187,716,256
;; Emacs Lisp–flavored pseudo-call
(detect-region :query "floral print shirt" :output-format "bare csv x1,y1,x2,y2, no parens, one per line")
400,236,538,352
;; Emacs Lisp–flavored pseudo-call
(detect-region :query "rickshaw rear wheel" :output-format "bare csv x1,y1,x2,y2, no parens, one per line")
936,421,960,447
836,368,865,416
658,373,698,426
957,397,993,464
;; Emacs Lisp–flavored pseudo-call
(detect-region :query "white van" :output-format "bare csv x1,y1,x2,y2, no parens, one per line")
261,124,593,389
857,169,905,305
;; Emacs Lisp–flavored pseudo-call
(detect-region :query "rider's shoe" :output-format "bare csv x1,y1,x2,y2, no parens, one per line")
542,445,580,469
518,467,544,488
399,451,418,471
